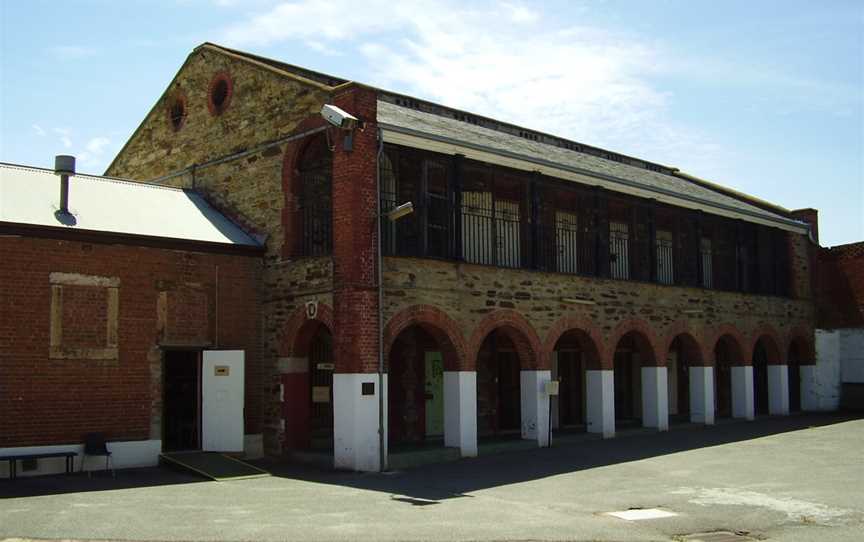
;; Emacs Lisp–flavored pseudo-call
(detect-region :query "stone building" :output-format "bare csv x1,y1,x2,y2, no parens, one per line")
98,42,823,472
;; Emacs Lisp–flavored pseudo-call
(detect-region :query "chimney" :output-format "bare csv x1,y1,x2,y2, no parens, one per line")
54,155,75,214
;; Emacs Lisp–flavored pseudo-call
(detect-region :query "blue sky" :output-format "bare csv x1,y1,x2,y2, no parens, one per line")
1,0,861,246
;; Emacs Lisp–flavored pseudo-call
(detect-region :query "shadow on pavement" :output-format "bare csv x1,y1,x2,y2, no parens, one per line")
1,412,859,502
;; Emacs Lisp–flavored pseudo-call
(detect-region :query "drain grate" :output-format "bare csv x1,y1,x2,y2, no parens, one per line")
679,531,755,542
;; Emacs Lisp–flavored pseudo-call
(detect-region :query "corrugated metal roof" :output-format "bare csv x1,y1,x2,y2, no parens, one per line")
378,100,807,232
0,163,261,248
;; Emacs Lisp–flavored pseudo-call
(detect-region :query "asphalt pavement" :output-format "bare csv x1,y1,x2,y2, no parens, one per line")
1,412,862,542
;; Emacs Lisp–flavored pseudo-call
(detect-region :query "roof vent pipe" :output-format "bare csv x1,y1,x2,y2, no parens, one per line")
54,155,75,214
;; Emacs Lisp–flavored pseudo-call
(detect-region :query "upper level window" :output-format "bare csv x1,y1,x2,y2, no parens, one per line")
554,210,579,274
208,72,233,116
609,221,630,280
700,237,713,288
299,135,332,256
655,229,674,285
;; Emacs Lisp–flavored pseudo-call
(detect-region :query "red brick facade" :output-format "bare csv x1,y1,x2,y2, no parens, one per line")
0,235,261,448
816,241,864,329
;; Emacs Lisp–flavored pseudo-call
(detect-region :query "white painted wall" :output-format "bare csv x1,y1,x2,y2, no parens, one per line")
768,365,790,415
839,328,864,383
641,366,668,430
731,366,755,420
520,370,552,447
333,373,387,472
689,366,715,424
0,440,161,478
813,329,844,410
443,371,478,457
586,369,615,438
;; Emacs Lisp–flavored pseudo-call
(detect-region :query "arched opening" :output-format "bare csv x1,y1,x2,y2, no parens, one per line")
283,319,334,452
298,135,332,257
752,336,780,416
612,331,655,426
714,335,743,418
307,327,335,450
387,325,451,448
551,329,601,433
666,334,702,421
787,338,808,412
477,330,524,438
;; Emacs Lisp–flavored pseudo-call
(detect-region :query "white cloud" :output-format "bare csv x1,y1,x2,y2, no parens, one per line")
221,1,722,169
32,124,46,137
53,127,73,149
78,136,113,170
48,45,97,60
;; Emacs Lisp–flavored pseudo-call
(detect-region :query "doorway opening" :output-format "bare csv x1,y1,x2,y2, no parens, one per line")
309,330,334,451
163,349,201,452
477,331,521,438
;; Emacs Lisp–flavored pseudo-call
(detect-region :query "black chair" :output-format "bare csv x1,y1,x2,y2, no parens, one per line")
81,433,115,478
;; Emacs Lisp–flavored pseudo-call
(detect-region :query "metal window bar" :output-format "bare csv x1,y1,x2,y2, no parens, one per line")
461,191,494,265
301,168,332,257
655,230,674,285
609,221,630,280
700,237,713,289
554,210,579,274
495,200,521,268
380,152,398,256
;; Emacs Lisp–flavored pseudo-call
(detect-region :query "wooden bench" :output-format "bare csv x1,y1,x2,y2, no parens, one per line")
1,451,77,479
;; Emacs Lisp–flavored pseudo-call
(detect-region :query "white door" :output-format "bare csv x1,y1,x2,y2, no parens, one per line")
202,350,245,452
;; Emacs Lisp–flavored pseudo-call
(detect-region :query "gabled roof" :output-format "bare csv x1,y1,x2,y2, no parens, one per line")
0,163,262,252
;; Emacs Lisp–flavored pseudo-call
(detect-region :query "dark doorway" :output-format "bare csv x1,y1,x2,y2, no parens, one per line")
753,342,770,415
667,339,689,420
714,336,740,419
163,350,201,452
309,331,334,451
477,332,521,437
557,350,584,427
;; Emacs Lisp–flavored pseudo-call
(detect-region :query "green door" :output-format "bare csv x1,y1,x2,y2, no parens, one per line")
424,351,444,437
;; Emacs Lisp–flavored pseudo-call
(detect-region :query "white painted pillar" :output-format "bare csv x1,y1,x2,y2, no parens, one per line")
520,370,552,447
641,366,668,431
586,369,615,438
731,365,755,420
689,366,715,425
333,373,387,472
800,364,819,411
443,371,477,457
768,364,790,415
550,352,560,430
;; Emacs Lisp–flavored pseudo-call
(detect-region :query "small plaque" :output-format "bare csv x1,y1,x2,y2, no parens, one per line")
316,362,335,371
312,386,330,403
545,380,560,396
215,365,230,376
361,382,375,396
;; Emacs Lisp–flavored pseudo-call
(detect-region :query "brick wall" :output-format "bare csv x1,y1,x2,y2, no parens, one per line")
0,235,261,448
816,241,864,329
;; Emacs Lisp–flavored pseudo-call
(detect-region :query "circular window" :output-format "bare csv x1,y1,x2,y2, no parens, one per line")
208,72,233,116
168,95,187,131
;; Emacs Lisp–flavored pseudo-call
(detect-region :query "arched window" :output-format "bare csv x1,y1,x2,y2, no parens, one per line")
299,135,332,256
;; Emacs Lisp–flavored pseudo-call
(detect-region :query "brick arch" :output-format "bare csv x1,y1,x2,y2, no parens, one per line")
543,314,604,370
662,321,707,366
384,305,468,372
606,318,661,368
279,302,335,359
749,323,784,364
786,325,815,363
281,119,330,258
708,324,748,366
468,309,545,370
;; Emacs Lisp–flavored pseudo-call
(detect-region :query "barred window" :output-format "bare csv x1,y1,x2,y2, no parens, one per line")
700,237,713,289
299,135,332,256
610,221,630,280
655,229,674,285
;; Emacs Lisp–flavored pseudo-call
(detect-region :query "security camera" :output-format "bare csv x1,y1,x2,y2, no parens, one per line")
320,104,359,130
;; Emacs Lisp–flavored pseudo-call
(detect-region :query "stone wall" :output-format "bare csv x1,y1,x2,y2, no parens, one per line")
382,241,815,371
